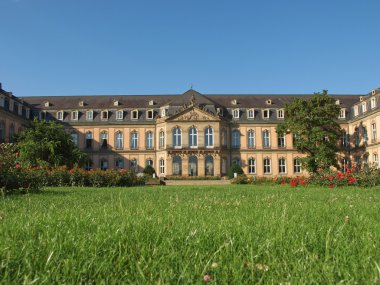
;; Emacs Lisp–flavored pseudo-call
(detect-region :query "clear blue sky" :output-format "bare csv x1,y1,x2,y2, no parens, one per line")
1,0,380,96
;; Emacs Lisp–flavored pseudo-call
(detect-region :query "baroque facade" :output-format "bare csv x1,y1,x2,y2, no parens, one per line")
1,84,380,177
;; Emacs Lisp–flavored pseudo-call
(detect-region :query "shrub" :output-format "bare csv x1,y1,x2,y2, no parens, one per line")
228,164,244,179
231,174,248,184
143,165,156,177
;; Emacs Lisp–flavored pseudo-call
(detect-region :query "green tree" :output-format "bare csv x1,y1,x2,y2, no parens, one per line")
276,90,342,173
17,119,87,168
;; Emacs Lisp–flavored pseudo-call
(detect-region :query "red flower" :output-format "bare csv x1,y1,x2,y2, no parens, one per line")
328,176,333,181
300,180,305,185
280,181,286,185
15,163,20,169
291,181,297,187
348,177,355,183
329,184,334,188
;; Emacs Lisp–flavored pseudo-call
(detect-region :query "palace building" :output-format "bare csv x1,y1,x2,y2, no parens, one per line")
1,83,380,177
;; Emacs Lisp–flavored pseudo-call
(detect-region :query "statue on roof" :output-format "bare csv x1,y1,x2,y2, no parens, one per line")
190,94,196,106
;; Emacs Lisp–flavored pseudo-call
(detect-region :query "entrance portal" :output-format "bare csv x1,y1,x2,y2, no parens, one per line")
188,156,198,176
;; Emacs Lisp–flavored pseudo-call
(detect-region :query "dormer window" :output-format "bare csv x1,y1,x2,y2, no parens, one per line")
354,105,359,116
362,102,367,113
149,100,154,106
339,108,346,119
71,110,78,120
116,110,123,120
216,107,223,116
79,101,84,107
147,109,154,120
266,99,272,105
263,109,270,119
113,100,119,106
371,97,376,109
360,96,364,102
44,101,50,107
247,108,255,119
335,100,340,105
57,110,64,120
231,99,238,105
101,110,108,120
86,110,93,120
232,109,239,119
161,108,166,117
131,110,139,120
277,109,284,119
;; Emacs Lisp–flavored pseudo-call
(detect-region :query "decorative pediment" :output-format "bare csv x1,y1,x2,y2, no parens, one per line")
167,106,220,122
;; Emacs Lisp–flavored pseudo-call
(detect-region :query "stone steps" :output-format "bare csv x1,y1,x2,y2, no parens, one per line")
164,180,231,186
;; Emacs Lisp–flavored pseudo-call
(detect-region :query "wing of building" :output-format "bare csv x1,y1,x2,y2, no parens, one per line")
1,84,379,177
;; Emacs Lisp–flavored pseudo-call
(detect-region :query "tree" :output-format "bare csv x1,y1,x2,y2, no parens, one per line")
276,90,342,173
17,119,87,168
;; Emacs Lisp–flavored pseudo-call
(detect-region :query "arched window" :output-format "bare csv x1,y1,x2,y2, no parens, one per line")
373,154,378,169
172,127,182,148
85,131,93,149
293,158,301,174
71,130,78,146
146,131,154,149
100,159,108,171
115,158,124,169
159,130,165,149
341,131,348,148
363,126,368,143
231,130,240,148
205,127,213,147
263,158,271,174
115,131,123,149
263,130,270,148
172,156,182,175
221,129,227,147
159,159,165,174
205,155,214,176
189,127,198,147
146,159,153,166
0,121,5,143
247,130,255,148
248,158,256,174
188,156,198,176
131,131,138,149
130,159,138,173
100,131,108,149
279,158,286,174
85,160,92,171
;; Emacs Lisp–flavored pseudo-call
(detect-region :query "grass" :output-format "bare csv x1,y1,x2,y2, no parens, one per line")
1,185,380,284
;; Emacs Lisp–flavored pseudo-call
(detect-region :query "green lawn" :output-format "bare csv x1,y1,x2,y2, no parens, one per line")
1,185,380,284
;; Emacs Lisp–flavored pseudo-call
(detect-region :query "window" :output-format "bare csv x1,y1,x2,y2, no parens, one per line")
130,159,138,173
373,153,378,168
262,109,270,119
86,110,93,120
85,131,93,149
146,159,153,166
146,131,154,149
232,109,239,119
57,111,64,120
247,129,255,148
71,131,78,146
100,131,108,149
161,108,166,117
121,157,132,171
116,110,123,120
341,131,348,148
363,126,368,143
231,130,240,148
40,111,47,120
115,158,124,169
205,156,214,176
172,156,182,175
101,110,108,120
293,133,299,147
147,110,154,120
71,111,78,120
263,158,271,174
279,158,286,174
233,158,241,166
205,127,213,147
159,159,165,174
362,102,367,113
247,108,255,119
342,158,349,172
159,130,165,149
354,128,359,147
131,131,138,149
149,100,154,106
188,156,198,176
263,129,270,148
113,100,119,106
131,110,138,120
294,158,301,173
371,97,376,109
84,160,92,171
172,127,182,148
278,133,285,148
277,109,284,119
26,109,30,119
354,105,359,116
189,127,198,147
100,159,108,171
372,123,377,142
79,100,84,107
221,129,227,147
248,158,256,174
339,109,346,119
9,124,15,142
115,131,123,149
